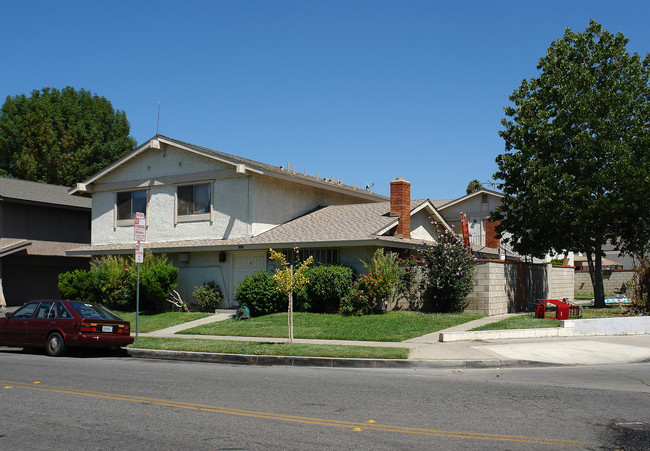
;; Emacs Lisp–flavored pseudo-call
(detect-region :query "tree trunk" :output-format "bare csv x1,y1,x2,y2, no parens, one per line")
587,251,606,308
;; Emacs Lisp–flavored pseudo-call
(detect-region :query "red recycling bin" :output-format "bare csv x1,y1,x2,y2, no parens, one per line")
535,299,570,320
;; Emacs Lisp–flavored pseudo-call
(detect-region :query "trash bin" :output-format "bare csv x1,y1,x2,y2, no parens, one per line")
535,299,570,320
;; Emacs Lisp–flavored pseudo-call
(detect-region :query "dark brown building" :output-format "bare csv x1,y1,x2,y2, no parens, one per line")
0,178,91,307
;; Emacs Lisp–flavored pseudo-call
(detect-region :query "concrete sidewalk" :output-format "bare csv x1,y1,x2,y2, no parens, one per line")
132,311,650,369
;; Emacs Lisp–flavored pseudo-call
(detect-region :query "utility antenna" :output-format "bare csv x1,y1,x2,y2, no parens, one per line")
156,101,161,135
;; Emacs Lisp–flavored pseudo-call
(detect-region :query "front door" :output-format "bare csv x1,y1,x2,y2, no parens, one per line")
231,252,267,304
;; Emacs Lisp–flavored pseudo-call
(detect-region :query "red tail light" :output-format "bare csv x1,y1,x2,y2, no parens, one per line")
80,321,97,333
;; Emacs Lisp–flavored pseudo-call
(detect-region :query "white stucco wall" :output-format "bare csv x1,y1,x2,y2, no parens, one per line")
91,144,377,245
92,145,254,245
250,176,374,236
440,193,501,224
410,209,438,241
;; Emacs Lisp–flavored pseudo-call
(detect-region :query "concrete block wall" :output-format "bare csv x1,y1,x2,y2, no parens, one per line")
574,269,634,295
466,261,514,315
549,265,575,300
466,261,575,316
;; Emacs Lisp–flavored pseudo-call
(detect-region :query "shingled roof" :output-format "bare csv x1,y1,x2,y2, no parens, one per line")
0,177,90,210
67,199,446,255
72,134,387,202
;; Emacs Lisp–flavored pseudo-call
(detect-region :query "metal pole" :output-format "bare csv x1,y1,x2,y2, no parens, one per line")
136,262,140,342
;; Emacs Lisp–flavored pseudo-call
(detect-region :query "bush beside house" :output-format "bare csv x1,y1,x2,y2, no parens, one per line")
58,253,178,311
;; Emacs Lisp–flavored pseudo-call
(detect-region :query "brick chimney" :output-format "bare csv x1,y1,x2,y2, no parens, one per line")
390,178,411,239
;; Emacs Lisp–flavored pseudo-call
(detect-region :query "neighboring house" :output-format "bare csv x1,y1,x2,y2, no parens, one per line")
68,135,452,307
433,188,508,258
0,178,91,307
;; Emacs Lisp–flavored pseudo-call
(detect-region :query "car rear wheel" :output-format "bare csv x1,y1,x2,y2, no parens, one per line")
45,332,66,357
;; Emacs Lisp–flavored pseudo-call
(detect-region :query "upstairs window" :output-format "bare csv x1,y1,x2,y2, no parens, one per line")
117,190,146,221
177,183,211,217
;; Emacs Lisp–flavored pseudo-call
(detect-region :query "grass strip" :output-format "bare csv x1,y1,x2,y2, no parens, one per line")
116,311,211,333
470,315,559,331
179,311,484,342
129,336,410,359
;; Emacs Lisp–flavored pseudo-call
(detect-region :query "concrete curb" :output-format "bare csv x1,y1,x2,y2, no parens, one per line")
126,348,561,369
439,317,650,342
440,328,572,342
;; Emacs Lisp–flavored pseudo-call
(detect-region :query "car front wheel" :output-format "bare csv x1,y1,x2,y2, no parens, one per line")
45,332,66,357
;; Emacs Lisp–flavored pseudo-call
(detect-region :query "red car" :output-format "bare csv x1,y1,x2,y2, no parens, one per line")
1,300,134,356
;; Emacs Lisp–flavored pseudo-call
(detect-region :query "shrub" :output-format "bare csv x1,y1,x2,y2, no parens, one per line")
91,255,132,309
234,271,286,317
57,253,178,312
362,249,402,307
396,256,422,310
304,265,356,313
193,281,224,312
418,229,476,312
628,259,650,314
340,271,384,316
131,253,178,311
339,249,407,316
58,269,93,301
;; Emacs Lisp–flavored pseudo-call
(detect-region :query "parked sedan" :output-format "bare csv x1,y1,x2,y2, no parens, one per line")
0,300,134,356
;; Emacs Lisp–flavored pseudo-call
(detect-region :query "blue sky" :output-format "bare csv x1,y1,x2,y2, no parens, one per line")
1,1,648,199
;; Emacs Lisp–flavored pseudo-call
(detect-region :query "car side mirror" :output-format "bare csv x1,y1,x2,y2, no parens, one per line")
5,312,13,318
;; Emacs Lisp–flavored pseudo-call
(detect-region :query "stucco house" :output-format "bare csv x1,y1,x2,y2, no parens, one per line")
433,188,509,258
0,177,91,307
68,135,452,307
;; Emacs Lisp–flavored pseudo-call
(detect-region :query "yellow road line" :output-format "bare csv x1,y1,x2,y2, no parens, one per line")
1,380,593,448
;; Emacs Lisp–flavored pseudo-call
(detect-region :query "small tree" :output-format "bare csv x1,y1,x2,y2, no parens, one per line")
269,248,313,341
418,229,476,312
466,179,483,194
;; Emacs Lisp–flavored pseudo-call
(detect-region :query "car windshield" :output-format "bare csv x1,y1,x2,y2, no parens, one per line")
69,302,123,320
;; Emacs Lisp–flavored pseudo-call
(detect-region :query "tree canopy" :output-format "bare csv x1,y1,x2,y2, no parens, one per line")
492,20,650,307
466,179,483,194
0,86,136,186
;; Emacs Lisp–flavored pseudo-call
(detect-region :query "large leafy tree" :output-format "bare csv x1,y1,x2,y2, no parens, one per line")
493,21,650,308
0,86,136,186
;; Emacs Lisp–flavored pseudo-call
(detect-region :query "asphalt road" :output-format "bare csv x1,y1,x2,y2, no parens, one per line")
1,349,649,450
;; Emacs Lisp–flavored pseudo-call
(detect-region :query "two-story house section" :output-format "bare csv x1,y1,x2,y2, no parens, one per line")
68,135,451,307
434,188,506,258
0,177,91,307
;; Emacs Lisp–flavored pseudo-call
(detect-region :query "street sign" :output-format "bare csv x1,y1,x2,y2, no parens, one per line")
135,243,144,263
134,212,146,242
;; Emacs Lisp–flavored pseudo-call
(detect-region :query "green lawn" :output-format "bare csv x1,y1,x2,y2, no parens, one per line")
116,311,211,333
129,337,410,359
470,305,635,331
179,311,485,342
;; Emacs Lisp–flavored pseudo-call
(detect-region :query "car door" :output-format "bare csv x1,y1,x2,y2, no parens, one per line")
0,302,39,346
24,301,56,346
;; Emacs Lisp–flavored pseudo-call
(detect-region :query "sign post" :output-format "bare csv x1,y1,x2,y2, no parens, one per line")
134,212,146,341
